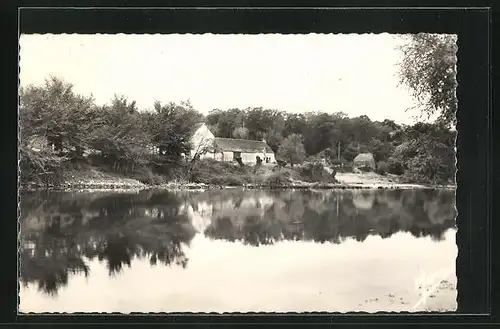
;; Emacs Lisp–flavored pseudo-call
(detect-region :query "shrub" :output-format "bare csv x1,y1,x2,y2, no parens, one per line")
276,159,287,167
224,175,246,186
271,165,282,172
329,158,353,173
132,167,166,185
387,158,405,175
19,147,66,187
150,174,166,185
265,171,292,186
297,162,336,183
376,161,389,175
317,147,337,162
188,158,251,186
329,158,344,166
305,155,324,164
337,164,354,173
205,175,226,185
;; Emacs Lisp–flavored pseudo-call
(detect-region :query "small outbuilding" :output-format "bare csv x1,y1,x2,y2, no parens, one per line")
353,153,376,170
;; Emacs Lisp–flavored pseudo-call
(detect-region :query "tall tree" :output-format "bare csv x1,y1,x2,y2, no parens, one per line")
216,108,245,138
244,107,264,140
19,76,97,156
397,34,458,126
277,133,306,167
391,122,456,184
89,95,150,169
232,127,249,139
148,101,203,158
283,113,307,137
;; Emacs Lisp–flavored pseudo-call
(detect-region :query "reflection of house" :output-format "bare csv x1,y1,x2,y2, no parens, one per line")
189,123,276,165
209,193,274,223
351,191,376,210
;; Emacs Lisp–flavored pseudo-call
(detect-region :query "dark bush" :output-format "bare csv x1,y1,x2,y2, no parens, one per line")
376,161,389,175
387,158,405,175
329,158,344,166
265,171,292,186
317,147,337,162
329,158,353,173
225,175,246,186
189,158,252,186
276,159,287,167
206,176,227,185
132,167,166,185
19,147,66,187
297,162,336,183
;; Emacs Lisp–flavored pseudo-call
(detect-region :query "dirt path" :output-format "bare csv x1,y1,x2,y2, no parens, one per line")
335,172,427,189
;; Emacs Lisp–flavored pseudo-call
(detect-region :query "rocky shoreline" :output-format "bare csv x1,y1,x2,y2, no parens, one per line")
20,179,456,193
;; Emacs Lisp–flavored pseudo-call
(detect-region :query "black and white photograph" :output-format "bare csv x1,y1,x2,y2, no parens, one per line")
18,32,458,313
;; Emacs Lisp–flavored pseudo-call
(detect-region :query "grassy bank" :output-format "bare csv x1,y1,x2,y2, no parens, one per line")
20,156,455,192
22,158,337,190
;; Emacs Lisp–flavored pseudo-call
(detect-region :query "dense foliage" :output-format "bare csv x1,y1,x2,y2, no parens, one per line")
19,77,201,186
397,33,458,127
205,107,455,184
277,133,306,167
19,73,456,187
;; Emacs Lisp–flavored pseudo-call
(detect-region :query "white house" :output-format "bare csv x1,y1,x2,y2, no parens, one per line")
189,123,276,165
189,122,216,159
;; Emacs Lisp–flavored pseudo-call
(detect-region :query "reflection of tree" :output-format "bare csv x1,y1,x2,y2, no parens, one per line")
204,216,236,242
20,188,457,294
202,189,456,245
20,190,196,294
20,237,90,295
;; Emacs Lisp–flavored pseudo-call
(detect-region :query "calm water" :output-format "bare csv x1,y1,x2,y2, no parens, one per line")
19,188,457,313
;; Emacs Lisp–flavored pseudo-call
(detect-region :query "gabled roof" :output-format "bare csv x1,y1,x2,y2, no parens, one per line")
214,137,273,153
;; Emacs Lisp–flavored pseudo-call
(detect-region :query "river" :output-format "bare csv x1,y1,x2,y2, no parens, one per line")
19,188,457,313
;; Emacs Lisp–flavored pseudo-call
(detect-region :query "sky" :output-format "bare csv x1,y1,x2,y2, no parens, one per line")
19,33,428,125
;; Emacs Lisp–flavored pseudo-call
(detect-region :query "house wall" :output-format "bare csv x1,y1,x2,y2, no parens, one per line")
188,124,277,164
264,153,276,165
219,151,276,165
190,124,215,158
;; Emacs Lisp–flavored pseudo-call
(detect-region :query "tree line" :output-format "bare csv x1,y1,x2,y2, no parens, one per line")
19,33,457,185
19,77,205,185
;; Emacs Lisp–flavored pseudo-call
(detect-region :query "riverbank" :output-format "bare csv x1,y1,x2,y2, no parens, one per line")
20,166,456,192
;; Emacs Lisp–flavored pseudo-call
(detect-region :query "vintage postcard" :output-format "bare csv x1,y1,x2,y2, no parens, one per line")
18,33,457,313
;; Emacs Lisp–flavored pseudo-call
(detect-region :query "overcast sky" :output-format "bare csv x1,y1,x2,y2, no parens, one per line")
19,33,427,125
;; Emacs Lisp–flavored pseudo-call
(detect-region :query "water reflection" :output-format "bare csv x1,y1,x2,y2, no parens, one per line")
19,188,456,296
196,189,456,246
20,190,196,295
